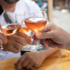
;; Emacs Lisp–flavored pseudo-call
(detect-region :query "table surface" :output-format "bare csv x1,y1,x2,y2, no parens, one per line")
0,50,70,70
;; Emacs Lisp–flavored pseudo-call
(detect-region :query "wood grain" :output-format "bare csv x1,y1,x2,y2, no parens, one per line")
0,50,70,70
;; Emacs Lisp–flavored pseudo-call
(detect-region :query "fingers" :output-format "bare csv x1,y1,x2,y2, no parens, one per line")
14,35,27,46
15,52,34,69
16,32,31,45
35,23,57,39
3,34,27,53
21,58,31,68
15,54,27,69
0,33,7,44
25,62,34,69
40,39,48,48
9,47,20,53
36,31,52,39
13,41,23,50
15,52,41,70
3,32,31,53
5,34,28,52
3,44,20,53
45,39,53,47
40,39,57,48
32,29,55,40
41,39,57,48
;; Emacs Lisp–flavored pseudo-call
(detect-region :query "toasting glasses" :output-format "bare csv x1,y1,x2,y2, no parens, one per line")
24,10,48,52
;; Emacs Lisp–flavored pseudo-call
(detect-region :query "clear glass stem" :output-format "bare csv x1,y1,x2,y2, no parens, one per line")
0,45,3,50
37,40,40,48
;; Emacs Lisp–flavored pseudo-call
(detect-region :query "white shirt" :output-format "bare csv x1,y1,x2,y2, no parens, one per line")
0,0,41,25
0,0,43,60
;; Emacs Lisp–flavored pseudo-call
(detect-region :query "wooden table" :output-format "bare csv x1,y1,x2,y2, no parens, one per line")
0,50,70,70
0,51,70,70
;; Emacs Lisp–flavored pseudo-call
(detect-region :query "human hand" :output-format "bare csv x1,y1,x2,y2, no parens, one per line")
0,33,7,46
3,32,32,53
33,23,70,50
15,52,45,69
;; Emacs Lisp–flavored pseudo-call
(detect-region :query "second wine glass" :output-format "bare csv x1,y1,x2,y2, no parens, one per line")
16,14,32,51
24,10,48,52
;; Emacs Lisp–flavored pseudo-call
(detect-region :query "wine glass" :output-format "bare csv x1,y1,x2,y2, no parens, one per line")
16,14,32,52
0,12,21,54
24,9,48,52
20,25,32,51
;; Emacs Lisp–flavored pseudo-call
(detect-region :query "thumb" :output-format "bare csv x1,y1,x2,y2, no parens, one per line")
36,31,53,39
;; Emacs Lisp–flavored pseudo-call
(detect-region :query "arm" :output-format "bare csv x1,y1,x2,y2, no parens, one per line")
15,47,59,69
33,23,70,50
39,47,59,61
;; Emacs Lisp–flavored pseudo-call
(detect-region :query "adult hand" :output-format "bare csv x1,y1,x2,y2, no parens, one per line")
0,33,7,46
3,32,32,53
15,52,45,69
33,23,70,50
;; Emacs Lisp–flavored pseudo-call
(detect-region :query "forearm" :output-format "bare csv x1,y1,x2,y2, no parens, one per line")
39,48,59,61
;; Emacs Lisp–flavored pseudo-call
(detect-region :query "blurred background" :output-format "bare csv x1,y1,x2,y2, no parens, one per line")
33,0,70,33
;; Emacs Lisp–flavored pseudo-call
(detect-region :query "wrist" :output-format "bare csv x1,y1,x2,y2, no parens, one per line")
38,52,46,61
